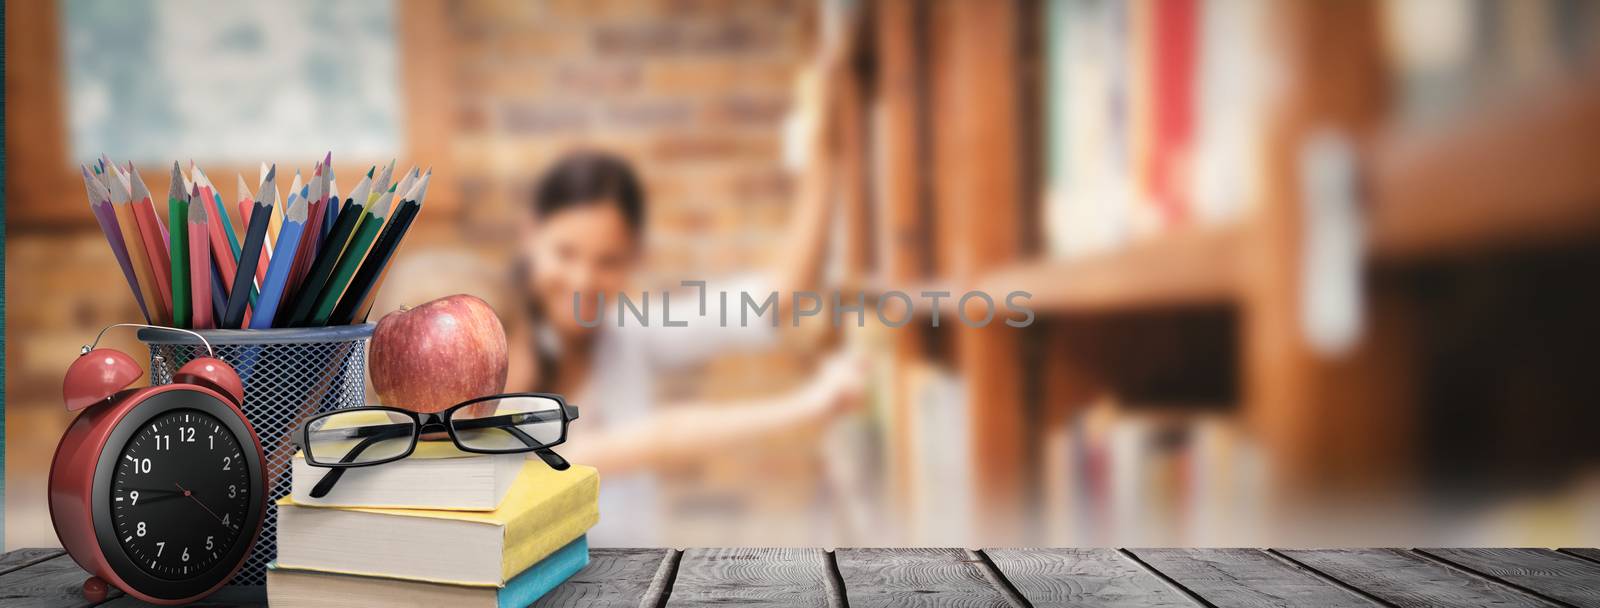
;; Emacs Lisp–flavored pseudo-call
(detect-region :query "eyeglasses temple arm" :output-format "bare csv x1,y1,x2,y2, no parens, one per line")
494,425,570,471
534,447,570,471
308,426,413,498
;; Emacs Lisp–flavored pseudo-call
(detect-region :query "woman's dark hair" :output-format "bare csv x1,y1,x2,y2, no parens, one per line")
531,150,646,236
516,150,648,393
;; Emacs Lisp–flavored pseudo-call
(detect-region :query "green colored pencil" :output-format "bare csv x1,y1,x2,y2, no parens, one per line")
308,184,394,325
167,162,191,328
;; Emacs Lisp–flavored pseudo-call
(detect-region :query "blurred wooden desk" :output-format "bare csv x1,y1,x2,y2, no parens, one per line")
4,546,1600,606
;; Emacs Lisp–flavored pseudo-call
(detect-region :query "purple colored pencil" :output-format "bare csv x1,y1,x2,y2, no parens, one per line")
83,166,149,322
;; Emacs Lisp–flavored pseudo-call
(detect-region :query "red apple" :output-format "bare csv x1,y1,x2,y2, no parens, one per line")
369,294,509,414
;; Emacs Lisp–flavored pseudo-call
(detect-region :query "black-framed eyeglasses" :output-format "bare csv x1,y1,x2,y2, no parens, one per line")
293,393,579,498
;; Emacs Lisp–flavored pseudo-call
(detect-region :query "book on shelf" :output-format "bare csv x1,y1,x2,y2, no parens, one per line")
1043,0,1270,258
1041,400,1264,546
290,441,526,510
1384,0,1599,128
267,536,590,608
275,461,600,586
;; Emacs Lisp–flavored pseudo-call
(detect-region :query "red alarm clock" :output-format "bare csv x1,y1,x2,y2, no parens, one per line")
50,324,266,605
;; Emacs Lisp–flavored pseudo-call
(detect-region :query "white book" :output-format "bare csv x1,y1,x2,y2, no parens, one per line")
291,442,525,511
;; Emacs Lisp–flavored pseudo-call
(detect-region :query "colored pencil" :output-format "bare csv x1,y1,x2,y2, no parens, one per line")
225,166,275,329
284,164,321,305
390,166,418,209
100,154,130,194
358,171,433,323
168,163,192,328
281,178,369,327
309,184,394,325
253,170,286,289
269,170,298,261
123,162,169,247
129,169,174,323
204,182,241,303
314,168,372,277
188,184,213,330
211,265,228,327
233,174,253,256
191,166,236,259
194,166,242,258
338,162,390,254
251,190,307,329
323,157,340,242
83,166,149,322
369,162,393,205
332,171,428,325
107,174,164,324
303,162,324,242
234,178,263,306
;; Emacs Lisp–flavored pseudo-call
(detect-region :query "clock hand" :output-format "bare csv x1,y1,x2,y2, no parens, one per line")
174,482,224,525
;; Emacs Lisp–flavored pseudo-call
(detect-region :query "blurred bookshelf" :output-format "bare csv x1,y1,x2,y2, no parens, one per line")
979,225,1243,314
816,0,1600,545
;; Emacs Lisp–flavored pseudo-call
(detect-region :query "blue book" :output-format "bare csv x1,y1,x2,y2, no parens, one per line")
495,536,589,608
267,536,589,608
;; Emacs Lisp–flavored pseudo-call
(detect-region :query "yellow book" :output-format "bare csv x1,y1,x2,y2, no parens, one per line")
275,463,598,586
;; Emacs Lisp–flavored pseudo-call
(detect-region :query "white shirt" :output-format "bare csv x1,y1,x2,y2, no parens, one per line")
561,279,776,546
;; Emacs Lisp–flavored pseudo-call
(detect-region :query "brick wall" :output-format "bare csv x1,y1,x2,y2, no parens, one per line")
444,0,815,282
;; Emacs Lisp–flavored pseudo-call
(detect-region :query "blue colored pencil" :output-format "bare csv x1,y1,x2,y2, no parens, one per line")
250,191,307,328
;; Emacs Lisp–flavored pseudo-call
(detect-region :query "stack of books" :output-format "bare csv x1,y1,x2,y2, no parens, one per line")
267,442,599,607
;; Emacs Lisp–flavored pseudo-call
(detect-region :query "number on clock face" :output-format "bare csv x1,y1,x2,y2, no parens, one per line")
111,409,250,579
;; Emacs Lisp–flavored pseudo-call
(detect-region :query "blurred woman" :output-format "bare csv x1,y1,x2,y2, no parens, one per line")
505,64,860,545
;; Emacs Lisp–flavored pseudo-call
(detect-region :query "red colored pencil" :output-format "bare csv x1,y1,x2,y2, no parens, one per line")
204,182,239,301
188,184,214,329
129,168,174,323
289,155,331,299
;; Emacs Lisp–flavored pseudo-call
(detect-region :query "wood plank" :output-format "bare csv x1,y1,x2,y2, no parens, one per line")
983,548,1194,607
1421,548,1600,608
834,548,1018,608
1278,548,1553,607
0,554,122,608
98,586,265,608
665,548,837,607
1559,548,1600,565
0,549,66,577
1128,548,1378,607
533,548,674,608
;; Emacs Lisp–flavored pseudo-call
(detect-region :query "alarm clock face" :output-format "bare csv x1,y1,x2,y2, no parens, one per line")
110,408,251,579
88,388,265,600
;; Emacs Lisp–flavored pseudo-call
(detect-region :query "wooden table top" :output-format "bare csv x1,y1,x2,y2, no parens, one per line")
3,546,1599,607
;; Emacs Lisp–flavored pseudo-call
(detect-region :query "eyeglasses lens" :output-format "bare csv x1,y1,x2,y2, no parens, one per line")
450,396,564,451
306,410,417,465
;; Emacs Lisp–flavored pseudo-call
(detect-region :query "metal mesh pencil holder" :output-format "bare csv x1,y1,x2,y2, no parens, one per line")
138,324,374,587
